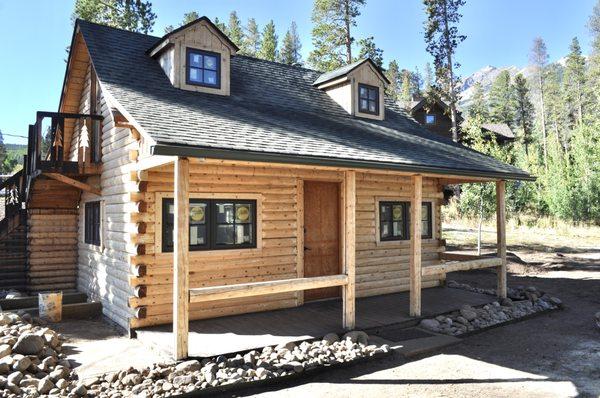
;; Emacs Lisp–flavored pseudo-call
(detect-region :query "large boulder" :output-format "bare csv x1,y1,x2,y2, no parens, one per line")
13,333,45,355
419,319,441,331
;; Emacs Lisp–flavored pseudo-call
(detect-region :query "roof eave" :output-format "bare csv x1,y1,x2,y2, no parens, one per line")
151,144,535,181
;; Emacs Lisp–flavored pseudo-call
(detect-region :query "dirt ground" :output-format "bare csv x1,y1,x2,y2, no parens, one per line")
229,231,600,398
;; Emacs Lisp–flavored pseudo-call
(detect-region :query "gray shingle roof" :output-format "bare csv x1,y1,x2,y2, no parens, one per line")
312,58,389,86
77,20,532,180
482,123,515,139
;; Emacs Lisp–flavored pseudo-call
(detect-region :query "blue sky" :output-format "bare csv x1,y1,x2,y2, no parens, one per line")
0,0,597,144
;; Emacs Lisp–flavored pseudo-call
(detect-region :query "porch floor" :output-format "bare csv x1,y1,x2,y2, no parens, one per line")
135,287,495,358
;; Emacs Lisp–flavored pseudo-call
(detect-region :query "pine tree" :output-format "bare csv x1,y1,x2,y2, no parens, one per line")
213,17,227,33
488,70,514,126
399,70,413,104
563,37,586,126
423,62,434,93
384,60,401,101
530,37,549,167
258,20,278,62
182,11,200,25
544,64,569,154
308,0,366,71
356,36,383,67
243,18,261,57
513,74,535,155
588,0,600,117
468,82,488,120
411,67,423,98
423,0,466,142
0,130,6,174
72,0,157,34
227,11,244,48
279,21,303,65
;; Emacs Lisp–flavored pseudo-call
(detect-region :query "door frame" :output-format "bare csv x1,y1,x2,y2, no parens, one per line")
296,175,346,305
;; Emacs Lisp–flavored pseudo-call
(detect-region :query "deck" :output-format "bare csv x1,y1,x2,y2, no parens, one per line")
136,287,495,358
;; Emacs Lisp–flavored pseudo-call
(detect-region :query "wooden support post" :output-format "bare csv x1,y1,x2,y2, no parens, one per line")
343,170,356,329
410,175,422,317
173,157,190,360
496,180,507,299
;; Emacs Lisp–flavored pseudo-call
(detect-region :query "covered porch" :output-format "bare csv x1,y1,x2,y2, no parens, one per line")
165,157,508,360
137,285,496,357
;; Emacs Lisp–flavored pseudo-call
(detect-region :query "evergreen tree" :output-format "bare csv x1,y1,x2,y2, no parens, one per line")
588,0,600,117
411,67,423,98
356,36,384,67
530,37,549,167
165,11,199,34
308,0,366,71
0,130,6,174
72,0,156,33
258,20,278,62
279,21,303,65
423,62,434,93
467,82,488,120
513,74,535,155
488,70,514,126
544,64,569,154
384,60,401,101
399,70,413,104
213,17,227,33
227,11,244,48
423,0,466,142
563,37,586,126
243,18,261,57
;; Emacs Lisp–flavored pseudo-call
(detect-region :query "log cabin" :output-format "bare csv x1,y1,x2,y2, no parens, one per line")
0,17,533,359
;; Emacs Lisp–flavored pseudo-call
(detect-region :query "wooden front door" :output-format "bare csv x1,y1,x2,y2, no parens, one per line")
303,181,341,301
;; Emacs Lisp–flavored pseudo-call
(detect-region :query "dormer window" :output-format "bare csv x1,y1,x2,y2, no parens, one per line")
186,48,220,88
425,114,436,124
358,84,379,115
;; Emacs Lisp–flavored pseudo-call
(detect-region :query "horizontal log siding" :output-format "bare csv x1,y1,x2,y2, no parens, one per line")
354,172,444,297
76,78,136,330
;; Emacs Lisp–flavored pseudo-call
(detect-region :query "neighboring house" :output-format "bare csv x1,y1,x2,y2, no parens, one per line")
481,123,515,144
408,97,463,140
0,17,532,359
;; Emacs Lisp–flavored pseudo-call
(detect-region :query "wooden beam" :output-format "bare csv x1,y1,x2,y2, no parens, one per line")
44,173,101,196
422,257,503,276
496,180,507,299
410,175,422,317
189,275,348,303
440,252,487,261
343,170,356,329
135,155,177,171
173,157,189,360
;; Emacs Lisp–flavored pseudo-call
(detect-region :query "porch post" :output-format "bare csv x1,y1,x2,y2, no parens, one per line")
173,156,190,359
343,170,356,329
496,180,507,299
410,175,422,317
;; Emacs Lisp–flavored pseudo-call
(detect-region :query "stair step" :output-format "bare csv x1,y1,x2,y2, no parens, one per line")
0,292,89,310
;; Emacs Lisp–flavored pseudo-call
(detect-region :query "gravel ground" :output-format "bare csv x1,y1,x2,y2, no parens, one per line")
228,249,600,398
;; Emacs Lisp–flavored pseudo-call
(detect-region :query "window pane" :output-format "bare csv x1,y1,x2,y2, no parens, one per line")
190,203,207,224
369,101,377,113
381,222,390,238
421,204,430,222
360,99,368,111
204,55,217,70
189,68,202,83
204,70,218,85
359,86,367,98
421,222,430,237
216,203,234,223
380,204,391,221
392,204,403,221
368,89,377,100
190,225,207,246
235,203,253,223
236,224,253,244
190,53,202,68
393,221,403,237
216,224,235,245
425,114,435,124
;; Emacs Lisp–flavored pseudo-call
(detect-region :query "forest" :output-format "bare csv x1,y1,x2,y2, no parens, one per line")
4,0,597,225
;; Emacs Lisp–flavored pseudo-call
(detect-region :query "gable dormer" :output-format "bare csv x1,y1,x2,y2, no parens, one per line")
147,17,239,96
313,59,389,121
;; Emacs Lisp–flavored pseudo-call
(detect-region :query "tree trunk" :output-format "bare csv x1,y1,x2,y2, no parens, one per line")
343,0,352,64
538,74,548,169
442,0,459,142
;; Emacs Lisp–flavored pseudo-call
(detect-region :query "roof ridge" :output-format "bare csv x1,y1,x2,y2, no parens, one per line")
76,18,160,40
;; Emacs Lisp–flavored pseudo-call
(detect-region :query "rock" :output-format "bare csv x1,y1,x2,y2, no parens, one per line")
37,376,54,394
0,344,11,360
322,333,339,345
595,312,600,329
12,356,32,372
73,383,87,396
175,359,201,373
256,367,268,378
12,333,45,355
7,371,23,385
342,331,368,345
0,313,12,326
460,306,478,321
56,378,69,389
549,297,562,307
282,361,304,373
419,318,440,331
173,374,193,386
122,373,142,386
500,297,513,306
0,362,9,375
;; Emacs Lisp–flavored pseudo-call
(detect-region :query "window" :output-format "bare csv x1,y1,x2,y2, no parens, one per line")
378,201,433,241
425,114,436,124
162,198,256,252
84,201,101,246
186,48,220,88
358,84,379,115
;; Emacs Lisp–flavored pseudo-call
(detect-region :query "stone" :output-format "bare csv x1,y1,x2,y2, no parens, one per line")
595,312,600,329
500,297,513,306
73,383,87,396
342,331,368,345
460,306,478,321
322,333,339,345
7,371,23,385
0,313,12,326
419,318,440,331
12,333,45,355
122,373,142,386
0,362,9,374
56,378,69,389
0,344,11,360
12,356,32,372
175,359,201,373
37,376,55,394
256,367,268,378
173,374,193,386
550,297,562,307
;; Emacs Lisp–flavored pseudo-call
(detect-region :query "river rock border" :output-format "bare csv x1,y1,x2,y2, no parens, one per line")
420,284,562,336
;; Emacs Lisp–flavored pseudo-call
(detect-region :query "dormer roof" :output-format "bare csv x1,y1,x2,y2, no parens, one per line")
146,16,239,57
313,58,390,87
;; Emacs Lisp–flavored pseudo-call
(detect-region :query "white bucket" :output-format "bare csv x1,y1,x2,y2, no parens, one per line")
38,292,63,322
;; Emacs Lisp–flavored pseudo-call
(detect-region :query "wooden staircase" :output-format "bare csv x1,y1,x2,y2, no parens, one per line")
0,210,28,292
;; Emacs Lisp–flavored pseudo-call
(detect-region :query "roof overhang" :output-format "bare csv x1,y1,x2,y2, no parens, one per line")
313,58,390,88
152,144,535,182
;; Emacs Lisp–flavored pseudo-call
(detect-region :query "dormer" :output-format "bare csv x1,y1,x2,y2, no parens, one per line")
147,17,239,96
313,59,389,121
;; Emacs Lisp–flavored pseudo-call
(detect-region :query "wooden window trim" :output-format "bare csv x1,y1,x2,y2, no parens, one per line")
155,192,263,257
89,69,102,163
358,83,379,115
84,201,101,246
375,197,435,245
185,48,221,89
